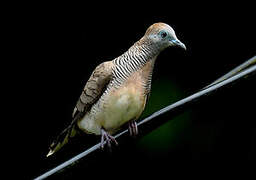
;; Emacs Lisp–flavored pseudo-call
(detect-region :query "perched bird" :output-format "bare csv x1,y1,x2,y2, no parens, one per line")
47,22,186,157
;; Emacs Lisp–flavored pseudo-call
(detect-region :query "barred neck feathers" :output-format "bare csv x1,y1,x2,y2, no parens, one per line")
114,37,159,66
112,37,159,86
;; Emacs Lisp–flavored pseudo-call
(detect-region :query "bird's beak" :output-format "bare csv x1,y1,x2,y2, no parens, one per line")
170,39,186,50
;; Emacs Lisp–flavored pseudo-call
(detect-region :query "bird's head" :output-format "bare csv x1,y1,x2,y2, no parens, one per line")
144,22,186,51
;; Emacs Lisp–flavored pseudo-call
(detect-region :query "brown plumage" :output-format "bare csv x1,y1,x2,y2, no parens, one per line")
47,22,186,156
73,61,113,118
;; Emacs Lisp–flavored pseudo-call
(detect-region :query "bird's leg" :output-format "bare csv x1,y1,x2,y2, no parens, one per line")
100,129,118,149
128,120,138,137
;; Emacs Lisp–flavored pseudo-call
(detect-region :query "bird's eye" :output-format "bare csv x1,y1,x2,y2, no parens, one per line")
160,31,168,39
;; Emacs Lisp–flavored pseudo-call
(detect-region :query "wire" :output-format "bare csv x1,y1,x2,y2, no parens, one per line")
34,57,256,180
203,55,256,89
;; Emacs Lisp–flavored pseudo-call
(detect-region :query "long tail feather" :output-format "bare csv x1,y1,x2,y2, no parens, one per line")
47,125,76,157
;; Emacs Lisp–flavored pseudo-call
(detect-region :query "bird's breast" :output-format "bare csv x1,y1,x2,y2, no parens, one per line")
99,73,146,133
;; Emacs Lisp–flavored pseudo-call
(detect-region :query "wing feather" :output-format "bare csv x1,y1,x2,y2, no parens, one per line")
72,61,113,119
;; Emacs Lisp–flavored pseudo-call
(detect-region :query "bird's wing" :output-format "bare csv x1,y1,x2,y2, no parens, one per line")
47,61,113,156
72,61,113,119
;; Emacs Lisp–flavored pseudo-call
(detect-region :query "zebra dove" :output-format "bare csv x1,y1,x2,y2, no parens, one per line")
47,22,186,157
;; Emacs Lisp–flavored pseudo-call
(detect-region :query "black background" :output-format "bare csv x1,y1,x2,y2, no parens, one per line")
5,2,256,179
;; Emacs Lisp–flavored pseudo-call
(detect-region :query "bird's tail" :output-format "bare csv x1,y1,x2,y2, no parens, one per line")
47,124,77,157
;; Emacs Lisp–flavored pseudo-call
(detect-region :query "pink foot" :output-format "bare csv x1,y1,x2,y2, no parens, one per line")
128,120,138,137
100,129,118,149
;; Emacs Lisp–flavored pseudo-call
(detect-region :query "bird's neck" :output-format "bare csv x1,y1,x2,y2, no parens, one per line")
111,38,158,88
113,37,159,68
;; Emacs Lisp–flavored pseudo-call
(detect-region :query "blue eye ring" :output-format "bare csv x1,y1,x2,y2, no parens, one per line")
159,30,168,38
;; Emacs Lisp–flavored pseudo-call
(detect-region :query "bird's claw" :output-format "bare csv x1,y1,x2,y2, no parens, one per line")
128,120,138,137
100,129,118,150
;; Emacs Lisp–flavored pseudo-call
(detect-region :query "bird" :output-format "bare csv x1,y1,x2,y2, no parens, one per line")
47,22,186,157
